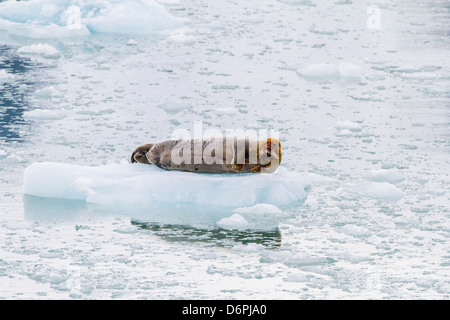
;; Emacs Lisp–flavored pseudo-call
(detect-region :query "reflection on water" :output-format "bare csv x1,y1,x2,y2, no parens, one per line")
0,45,44,143
23,194,282,248
23,194,89,221
131,220,282,248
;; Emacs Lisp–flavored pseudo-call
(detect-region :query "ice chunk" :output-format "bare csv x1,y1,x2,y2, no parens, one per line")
217,214,249,230
233,203,283,215
343,182,405,201
300,173,339,187
167,31,196,45
0,0,181,38
338,63,363,78
5,221,34,230
278,0,313,6
334,120,362,132
18,44,60,59
215,107,237,115
363,169,406,184
23,162,307,209
260,250,332,267
34,86,59,99
231,243,264,253
83,0,182,34
283,273,309,282
126,39,138,46
297,62,362,80
23,109,66,120
0,69,14,82
157,101,193,114
232,204,287,229
297,63,340,79
338,224,372,238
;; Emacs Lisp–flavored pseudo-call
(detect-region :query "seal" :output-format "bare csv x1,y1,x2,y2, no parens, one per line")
131,137,282,173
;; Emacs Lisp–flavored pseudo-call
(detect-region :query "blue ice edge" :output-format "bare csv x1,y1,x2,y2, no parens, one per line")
22,162,307,229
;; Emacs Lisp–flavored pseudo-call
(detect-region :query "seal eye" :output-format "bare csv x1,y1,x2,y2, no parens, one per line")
266,147,271,158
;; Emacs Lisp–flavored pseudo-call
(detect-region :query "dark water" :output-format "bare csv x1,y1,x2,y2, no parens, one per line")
0,45,44,143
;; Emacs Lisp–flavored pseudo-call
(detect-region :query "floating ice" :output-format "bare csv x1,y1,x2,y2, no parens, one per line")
297,63,362,80
23,162,307,210
126,39,138,46
217,214,249,230
231,204,288,229
278,0,313,6
5,220,34,231
215,107,237,115
18,44,60,59
300,173,339,187
0,69,14,82
260,250,332,267
338,224,372,238
231,243,265,253
34,86,59,99
0,0,181,38
157,101,193,114
334,120,361,132
167,30,196,45
23,109,66,120
343,182,405,201
233,204,283,215
363,169,406,184
283,273,309,282
297,63,340,79
338,63,363,78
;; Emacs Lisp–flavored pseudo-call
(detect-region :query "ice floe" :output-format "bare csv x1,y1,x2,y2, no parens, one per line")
363,169,406,184
0,0,182,38
297,63,363,80
343,182,405,201
23,162,307,209
23,109,66,120
18,44,60,59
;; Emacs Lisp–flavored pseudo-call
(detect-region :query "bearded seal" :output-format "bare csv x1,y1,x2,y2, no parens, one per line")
131,137,282,173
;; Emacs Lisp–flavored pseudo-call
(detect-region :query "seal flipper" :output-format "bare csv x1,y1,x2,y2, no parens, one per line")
131,144,154,164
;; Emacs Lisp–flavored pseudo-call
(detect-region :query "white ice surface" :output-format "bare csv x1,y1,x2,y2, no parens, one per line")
297,62,363,80
23,109,66,120
0,0,181,38
23,162,306,208
343,182,405,201
18,44,60,59
362,169,406,184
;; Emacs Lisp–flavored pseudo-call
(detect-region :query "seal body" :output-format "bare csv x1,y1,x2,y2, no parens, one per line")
131,137,282,174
